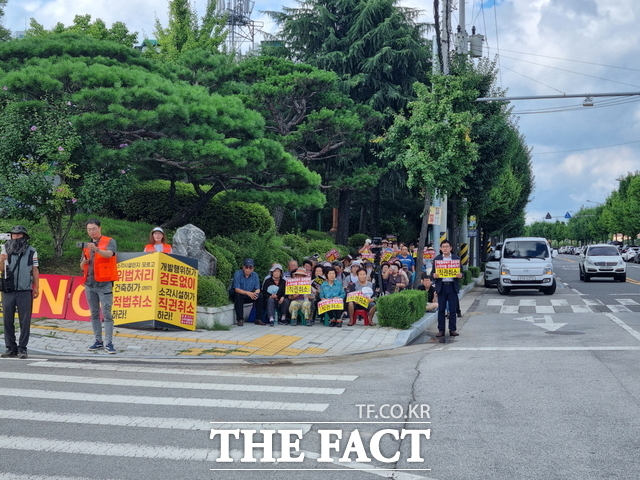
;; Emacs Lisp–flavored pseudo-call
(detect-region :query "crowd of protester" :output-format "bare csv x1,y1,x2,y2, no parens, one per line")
230,238,446,328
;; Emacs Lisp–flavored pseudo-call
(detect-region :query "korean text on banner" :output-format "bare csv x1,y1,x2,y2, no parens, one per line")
381,248,394,262
325,248,339,262
317,298,344,314
423,248,436,260
434,259,461,278
347,291,370,308
285,276,312,295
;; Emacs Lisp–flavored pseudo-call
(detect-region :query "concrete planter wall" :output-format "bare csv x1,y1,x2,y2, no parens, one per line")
196,304,234,328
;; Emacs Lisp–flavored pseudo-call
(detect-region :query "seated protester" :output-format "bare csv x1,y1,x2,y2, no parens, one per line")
302,258,314,274
319,267,347,327
288,268,314,326
365,261,375,282
417,273,438,312
231,258,263,326
284,259,299,279
331,261,345,286
396,261,411,288
341,255,353,272
262,264,289,326
344,261,361,292
311,264,326,320
387,263,408,294
347,268,376,326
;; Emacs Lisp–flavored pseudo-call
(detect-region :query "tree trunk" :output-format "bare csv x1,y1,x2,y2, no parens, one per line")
413,190,432,289
162,187,218,229
336,189,353,246
370,185,380,237
272,205,285,233
358,204,366,234
448,196,460,254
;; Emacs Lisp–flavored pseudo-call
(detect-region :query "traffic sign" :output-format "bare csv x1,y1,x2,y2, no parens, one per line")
564,212,571,219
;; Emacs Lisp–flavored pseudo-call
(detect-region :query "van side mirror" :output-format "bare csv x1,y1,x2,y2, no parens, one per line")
552,249,558,257
494,251,501,259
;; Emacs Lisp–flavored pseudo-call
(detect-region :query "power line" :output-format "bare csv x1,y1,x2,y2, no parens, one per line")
513,97,640,114
500,64,565,95
486,47,640,73
532,139,640,155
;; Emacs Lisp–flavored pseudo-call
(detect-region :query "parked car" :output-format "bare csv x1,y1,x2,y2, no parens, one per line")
495,237,557,295
484,246,502,287
579,244,626,282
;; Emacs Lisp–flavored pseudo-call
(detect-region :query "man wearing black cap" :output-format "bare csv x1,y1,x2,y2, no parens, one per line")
0,225,40,359
231,258,263,326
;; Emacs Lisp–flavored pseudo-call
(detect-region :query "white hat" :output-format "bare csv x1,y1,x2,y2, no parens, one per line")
152,227,164,233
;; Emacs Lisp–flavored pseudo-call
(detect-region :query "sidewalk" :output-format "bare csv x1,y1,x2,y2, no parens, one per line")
24,281,479,360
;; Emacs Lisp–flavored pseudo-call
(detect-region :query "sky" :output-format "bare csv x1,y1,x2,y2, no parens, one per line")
4,0,640,225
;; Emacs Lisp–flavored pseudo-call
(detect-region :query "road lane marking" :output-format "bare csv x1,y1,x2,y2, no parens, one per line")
571,305,592,313
606,305,632,313
487,299,505,306
27,362,357,382
604,313,640,342
571,289,586,295
518,299,536,306
551,299,569,306
0,389,329,411
500,305,519,314
0,475,118,480
438,346,640,351
0,409,312,434
0,372,344,395
584,299,603,305
616,299,639,305
535,306,555,313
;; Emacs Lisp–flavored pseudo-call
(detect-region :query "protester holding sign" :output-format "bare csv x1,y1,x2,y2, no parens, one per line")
319,267,347,327
261,264,288,326
287,268,314,326
347,268,376,326
432,240,463,337
387,264,407,294
143,227,173,253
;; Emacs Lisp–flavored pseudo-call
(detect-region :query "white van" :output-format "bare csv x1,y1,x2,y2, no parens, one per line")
494,237,558,295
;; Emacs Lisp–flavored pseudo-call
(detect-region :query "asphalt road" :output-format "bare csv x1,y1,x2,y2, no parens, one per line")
1,255,640,480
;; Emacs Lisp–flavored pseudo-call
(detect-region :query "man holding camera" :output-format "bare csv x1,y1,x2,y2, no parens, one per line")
0,226,40,359
80,219,118,354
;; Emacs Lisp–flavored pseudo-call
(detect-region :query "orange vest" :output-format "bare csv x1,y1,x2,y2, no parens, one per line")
144,244,172,253
83,236,119,282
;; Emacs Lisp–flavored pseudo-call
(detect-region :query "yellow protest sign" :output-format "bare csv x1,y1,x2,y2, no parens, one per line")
318,298,344,314
113,252,198,331
434,259,461,278
325,248,339,262
285,276,312,295
347,291,370,308
381,249,394,262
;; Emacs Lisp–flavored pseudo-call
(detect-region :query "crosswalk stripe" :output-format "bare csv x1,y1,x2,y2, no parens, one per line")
0,372,344,395
550,299,569,306
583,299,603,306
0,409,312,434
535,306,555,313
0,388,329,411
0,435,216,461
571,305,593,313
0,475,117,480
606,305,632,313
616,299,639,306
518,299,536,306
500,305,519,314
27,362,357,382
487,299,505,306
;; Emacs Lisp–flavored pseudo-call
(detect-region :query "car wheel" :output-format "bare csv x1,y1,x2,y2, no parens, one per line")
497,283,510,295
583,273,591,282
617,274,626,283
542,280,556,295
579,267,584,281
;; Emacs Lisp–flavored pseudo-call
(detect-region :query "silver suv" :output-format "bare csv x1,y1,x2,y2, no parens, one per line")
579,244,626,282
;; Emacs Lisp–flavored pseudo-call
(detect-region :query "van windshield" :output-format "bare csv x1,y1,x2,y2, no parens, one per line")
503,241,549,259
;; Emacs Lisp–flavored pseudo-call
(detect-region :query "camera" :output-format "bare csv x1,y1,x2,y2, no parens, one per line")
371,236,383,256
76,242,92,248
0,233,11,241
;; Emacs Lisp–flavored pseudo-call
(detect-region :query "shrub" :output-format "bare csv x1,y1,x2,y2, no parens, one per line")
229,231,290,279
196,200,274,238
377,290,426,329
204,242,234,287
307,239,338,259
461,270,473,286
303,230,334,242
120,180,198,224
282,234,309,254
348,233,369,249
469,266,480,278
197,275,231,308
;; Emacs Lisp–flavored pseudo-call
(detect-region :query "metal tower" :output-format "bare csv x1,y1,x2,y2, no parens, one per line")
216,0,263,53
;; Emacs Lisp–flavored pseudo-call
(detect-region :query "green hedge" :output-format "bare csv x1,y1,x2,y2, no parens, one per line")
461,270,473,286
197,275,231,307
469,266,480,278
377,290,426,329
204,242,234,287
348,233,369,249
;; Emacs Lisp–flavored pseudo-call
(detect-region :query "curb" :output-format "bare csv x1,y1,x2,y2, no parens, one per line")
393,278,480,347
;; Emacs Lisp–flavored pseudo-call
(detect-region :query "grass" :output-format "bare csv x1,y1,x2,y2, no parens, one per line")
199,321,231,331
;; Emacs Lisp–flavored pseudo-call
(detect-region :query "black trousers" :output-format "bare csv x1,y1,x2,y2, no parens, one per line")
232,292,263,321
437,283,459,332
2,290,33,352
